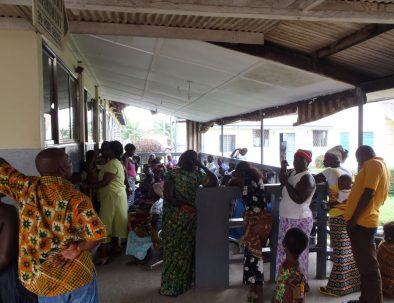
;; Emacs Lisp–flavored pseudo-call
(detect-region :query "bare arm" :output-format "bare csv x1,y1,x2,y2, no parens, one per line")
93,172,116,189
283,174,315,204
314,173,326,184
199,165,218,187
347,188,375,230
230,149,239,159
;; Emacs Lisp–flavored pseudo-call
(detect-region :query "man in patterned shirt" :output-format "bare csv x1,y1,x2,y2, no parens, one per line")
0,148,106,303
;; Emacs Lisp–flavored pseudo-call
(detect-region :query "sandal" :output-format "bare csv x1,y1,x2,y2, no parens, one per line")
319,286,339,297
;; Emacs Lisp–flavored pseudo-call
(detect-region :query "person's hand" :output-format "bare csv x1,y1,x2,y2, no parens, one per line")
52,242,81,268
280,160,289,170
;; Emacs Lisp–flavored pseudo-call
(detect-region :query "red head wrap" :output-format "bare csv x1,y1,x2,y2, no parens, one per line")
294,149,312,163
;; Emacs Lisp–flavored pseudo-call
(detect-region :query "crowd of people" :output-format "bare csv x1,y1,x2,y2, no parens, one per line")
0,142,392,303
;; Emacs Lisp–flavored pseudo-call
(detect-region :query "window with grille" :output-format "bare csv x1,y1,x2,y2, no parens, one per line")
253,129,269,147
313,130,327,147
219,135,235,153
85,90,94,142
253,129,260,147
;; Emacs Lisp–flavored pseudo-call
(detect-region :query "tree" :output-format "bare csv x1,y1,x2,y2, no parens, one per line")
121,119,144,142
153,118,172,146
134,138,162,153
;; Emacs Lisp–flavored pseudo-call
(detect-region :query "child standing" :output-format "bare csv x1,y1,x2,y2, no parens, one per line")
273,228,309,303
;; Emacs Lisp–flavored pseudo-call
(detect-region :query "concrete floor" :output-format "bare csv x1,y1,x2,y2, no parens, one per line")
96,249,394,303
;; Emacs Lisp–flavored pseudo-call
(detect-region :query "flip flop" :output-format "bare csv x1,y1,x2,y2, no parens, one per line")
319,286,339,297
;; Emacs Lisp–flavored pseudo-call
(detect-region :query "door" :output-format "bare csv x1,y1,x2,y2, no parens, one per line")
279,133,295,164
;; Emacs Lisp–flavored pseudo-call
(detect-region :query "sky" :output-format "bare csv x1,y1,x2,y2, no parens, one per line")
123,105,173,129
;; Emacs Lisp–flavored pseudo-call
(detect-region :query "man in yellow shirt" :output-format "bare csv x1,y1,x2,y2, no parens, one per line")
344,145,391,303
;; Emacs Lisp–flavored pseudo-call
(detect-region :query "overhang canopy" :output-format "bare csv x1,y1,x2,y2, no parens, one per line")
1,0,394,124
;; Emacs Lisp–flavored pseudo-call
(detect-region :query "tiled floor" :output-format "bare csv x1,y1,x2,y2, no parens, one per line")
96,250,394,303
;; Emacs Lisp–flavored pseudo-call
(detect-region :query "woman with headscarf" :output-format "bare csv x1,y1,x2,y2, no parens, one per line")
94,140,128,265
315,146,360,297
276,149,316,278
159,150,218,297
229,161,272,303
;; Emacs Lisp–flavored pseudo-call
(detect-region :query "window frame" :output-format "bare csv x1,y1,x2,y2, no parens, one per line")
42,44,80,145
312,130,328,147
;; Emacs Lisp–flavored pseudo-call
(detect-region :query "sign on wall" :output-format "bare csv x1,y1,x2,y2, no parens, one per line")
32,0,69,50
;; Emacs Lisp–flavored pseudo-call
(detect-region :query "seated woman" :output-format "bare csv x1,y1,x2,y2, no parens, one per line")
377,221,394,298
126,185,162,264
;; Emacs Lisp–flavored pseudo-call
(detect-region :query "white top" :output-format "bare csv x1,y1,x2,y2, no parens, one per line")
279,170,316,219
321,166,352,188
337,189,351,203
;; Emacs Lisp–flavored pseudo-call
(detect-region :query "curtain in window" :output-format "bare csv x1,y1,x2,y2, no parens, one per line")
186,120,200,151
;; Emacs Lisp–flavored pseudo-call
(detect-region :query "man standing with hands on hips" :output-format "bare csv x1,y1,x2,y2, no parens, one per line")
344,145,391,303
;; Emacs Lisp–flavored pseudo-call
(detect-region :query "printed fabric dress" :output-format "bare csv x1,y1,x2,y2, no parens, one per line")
242,175,272,286
320,167,360,296
273,265,309,303
159,168,208,297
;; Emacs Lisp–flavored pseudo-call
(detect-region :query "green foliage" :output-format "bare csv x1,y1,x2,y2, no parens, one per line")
153,119,172,145
389,169,394,196
380,195,394,225
121,119,144,142
134,138,162,153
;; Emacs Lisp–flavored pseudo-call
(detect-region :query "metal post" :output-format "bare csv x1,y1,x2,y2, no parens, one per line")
221,123,224,157
260,118,264,164
358,92,365,147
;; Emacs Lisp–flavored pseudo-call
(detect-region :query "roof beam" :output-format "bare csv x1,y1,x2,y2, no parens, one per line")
2,0,394,24
0,17,264,44
314,24,394,59
213,42,374,85
70,21,265,44
360,75,394,93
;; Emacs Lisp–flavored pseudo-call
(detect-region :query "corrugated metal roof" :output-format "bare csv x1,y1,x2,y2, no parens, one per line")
0,4,24,17
265,21,365,53
329,30,394,77
1,3,393,88
72,10,280,33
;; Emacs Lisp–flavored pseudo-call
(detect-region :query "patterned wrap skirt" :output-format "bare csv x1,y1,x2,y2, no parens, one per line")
160,204,197,297
242,211,272,285
377,240,394,298
325,216,360,296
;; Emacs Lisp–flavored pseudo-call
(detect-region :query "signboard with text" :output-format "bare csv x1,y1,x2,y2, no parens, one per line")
32,0,69,50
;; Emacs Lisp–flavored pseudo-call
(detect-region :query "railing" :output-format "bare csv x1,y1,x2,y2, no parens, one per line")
198,152,281,183
195,183,329,288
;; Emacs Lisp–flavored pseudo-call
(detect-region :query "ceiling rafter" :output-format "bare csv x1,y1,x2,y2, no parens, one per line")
69,21,265,44
213,41,374,85
313,23,394,59
1,0,394,23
